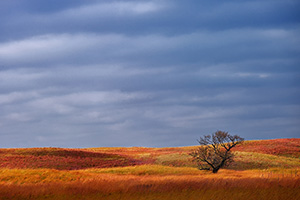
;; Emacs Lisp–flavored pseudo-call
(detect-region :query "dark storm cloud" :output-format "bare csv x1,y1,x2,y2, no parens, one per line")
1,28,299,67
1,0,299,40
0,0,299,147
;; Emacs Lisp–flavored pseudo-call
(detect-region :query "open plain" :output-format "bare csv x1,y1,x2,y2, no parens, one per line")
0,138,299,200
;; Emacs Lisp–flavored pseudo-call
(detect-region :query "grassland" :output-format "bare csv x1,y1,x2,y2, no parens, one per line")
0,138,299,199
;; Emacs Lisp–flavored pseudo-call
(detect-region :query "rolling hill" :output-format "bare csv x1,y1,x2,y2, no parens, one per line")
0,138,299,171
0,138,299,200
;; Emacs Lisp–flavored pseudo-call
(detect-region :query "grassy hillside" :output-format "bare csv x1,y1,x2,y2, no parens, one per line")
0,148,143,170
87,138,300,170
0,138,299,199
0,138,299,174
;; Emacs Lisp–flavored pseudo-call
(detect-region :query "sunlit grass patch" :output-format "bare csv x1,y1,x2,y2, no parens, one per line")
257,167,300,178
231,151,300,170
80,165,202,176
0,168,85,184
154,153,194,167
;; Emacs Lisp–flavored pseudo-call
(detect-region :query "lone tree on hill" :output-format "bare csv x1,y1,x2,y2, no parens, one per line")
190,130,244,173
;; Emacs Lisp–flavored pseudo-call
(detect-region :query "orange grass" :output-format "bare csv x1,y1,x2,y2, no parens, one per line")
0,138,299,199
0,169,299,200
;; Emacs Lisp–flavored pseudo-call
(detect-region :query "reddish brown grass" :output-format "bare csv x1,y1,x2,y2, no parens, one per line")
234,138,300,157
0,148,143,170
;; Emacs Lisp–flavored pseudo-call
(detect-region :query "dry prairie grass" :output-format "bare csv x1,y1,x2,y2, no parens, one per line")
0,138,299,199
0,170,299,200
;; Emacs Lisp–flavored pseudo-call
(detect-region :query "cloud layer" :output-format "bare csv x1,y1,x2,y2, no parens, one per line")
0,0,299,147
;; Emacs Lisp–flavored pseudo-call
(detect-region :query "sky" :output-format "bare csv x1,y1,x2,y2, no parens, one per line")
0,0,299,148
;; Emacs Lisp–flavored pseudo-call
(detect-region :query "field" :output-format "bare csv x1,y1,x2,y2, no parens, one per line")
0,138,299,199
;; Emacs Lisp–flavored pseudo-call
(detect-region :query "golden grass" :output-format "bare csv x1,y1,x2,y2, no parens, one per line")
0,139,300,199
0,168,299,200
0,169,85,184
230,151,300,170
0,166,298,184
80,165,201,176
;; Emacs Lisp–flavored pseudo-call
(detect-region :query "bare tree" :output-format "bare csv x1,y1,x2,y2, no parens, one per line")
190,131,244,173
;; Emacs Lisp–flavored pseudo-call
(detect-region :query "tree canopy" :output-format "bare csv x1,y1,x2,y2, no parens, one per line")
191,131,244,173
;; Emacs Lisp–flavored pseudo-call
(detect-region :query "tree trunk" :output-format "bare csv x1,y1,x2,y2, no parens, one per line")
212,158,227,173
212,167,219,173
